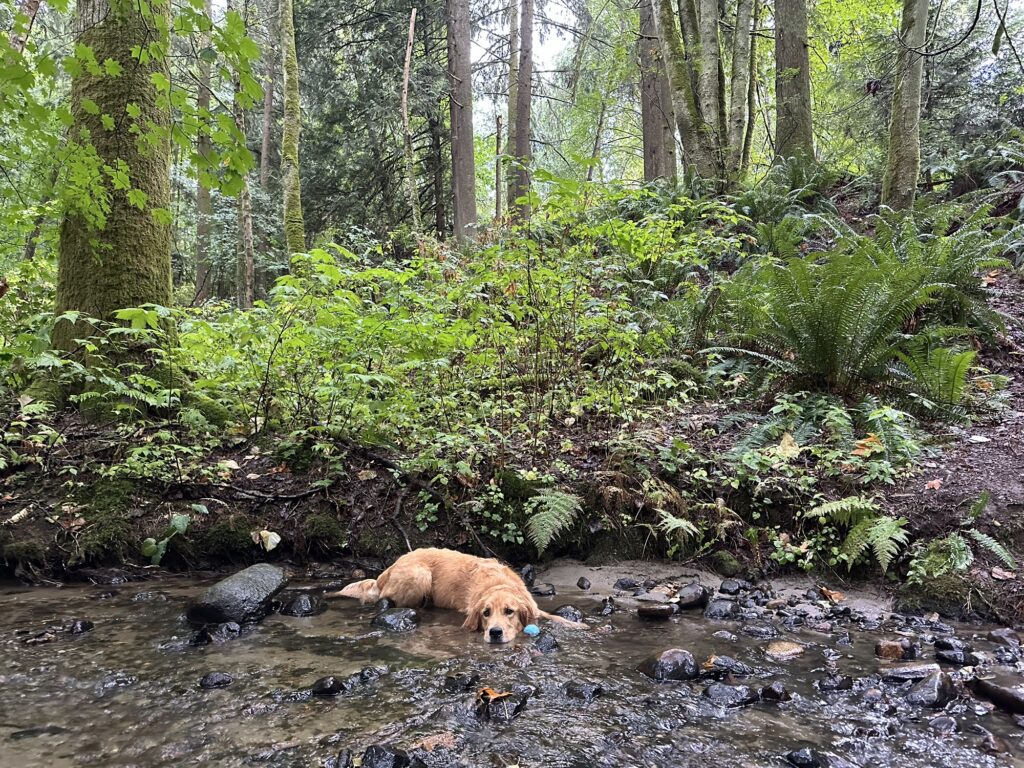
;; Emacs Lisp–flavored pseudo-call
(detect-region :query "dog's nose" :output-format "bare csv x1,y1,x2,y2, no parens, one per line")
488,627,504,641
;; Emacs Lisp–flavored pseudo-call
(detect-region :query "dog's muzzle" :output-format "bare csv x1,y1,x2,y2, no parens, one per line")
487,627,506,643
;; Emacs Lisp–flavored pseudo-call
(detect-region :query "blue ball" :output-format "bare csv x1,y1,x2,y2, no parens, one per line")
523,623,540,636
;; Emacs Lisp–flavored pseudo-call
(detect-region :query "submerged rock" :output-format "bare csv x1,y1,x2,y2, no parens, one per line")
766,640,805,661
638,603,675,621
969,677,1024,714
199,672,234,689
529,583,555,597
700,655,753,679
704,599,740,620
553,605,584,623
906,672,956,709
881,663,941,683
361,745,413,768
371,608,420,633
69,619,94,635
786,747,829,767
564,680,603,702
702,682,758,707
310,676,349,696
637,649,699,681
742,622,778,639
186,564,288,625
279,592,326,617
443,673,480,693
760,680,792,702
817,674,854,692
875,638,916,661
476,686,532,722
534,632,559,653
987,628,1020,647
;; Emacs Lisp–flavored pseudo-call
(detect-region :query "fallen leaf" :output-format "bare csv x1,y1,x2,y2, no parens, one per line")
851,433,884,458
259,530,281,552
17,394,33,408
245,473,261,480
476,687,513,704
413,733,459,752
968,435,991,444
776,432,801,459
819,586,845,604
924,478,943,491
991,567,1016,581
219,459,240,470
357,469,377,481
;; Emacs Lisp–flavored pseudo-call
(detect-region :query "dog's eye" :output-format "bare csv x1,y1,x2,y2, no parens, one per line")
482,609,491,618
504,608,514,616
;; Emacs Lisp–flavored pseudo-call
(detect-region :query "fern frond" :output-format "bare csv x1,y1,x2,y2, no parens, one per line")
804,496,880,527
658,510,701,541
867,516,909,572
966,528,1018,570
526,490,583,554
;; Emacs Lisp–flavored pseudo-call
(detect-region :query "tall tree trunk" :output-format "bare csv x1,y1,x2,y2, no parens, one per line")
587,100,606,182
259,36,276,189
446,0,477,240
280,0,305,256
232,0,256,309
510,0,533,218
654,0,718,178
505,0,519,207
423,20,446,238
726,0,754,178
696,0,724,143
402,8,421,232
639,0,677,181
53,0,172,352
9,0,42,52
881,0,929,210
195,0,214,304
774,0,814,160
495,115,503,219
741,0,760,171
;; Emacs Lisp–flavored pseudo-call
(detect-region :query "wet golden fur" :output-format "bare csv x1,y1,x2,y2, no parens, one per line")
327,548,587,643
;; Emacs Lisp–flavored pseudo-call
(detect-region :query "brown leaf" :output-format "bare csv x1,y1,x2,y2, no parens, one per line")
413,733,459,752
476,687,513,704
819,586,845,604
991,567,1016,581
357,469,377,481
851,433,883,458
924,478,943,491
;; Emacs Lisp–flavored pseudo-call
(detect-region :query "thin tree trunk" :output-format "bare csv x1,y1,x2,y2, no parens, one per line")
725,0,753,179
639,0,677,181
280,0,306,256
495,115,503,220
587,100,606,182
881,0,929,210
696,0,724,142
402,8,421,232
741,0,760,171
259,35,276,189
446,0,477,240
53,0,172,351
774,0,814,160
9,0,42,52
231,0,255,309
423,20,446,238
505,0,519,207
195,0,214,303
510,0,534,218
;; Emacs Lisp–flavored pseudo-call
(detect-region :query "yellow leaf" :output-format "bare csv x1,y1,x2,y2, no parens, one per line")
357,469,377,481
776,432,801,459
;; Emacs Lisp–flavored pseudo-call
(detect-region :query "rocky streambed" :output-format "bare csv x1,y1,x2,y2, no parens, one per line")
1,560,1023,767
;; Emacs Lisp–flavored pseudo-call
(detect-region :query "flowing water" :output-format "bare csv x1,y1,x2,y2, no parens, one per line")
0,563,1022,768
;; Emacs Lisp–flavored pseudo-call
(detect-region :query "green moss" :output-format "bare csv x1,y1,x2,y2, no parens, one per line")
895,573,972,619
582,527,647,565
496,469,542,501
356,525,403,558
303,513,348,552
197,516,254,562
186,393,232,427
78,508,132,563
2,537,48,565
706,550,744,577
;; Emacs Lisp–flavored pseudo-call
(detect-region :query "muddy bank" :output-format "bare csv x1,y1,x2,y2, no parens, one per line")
2,562,1024,767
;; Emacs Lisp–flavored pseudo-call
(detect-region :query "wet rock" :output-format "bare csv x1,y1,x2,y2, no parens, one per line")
761,681,792,702
97,671,137,691
704,599,740,620
613,577,642,591
928,715,958,733
637,649,699,681
700,655,753,679
712,630,738,642
600,597,615,616
786,748,829,767
476,686,532,722
906,672,956,709
131,590,167,602
190,621,242,645
534,632,559,653
969,677,1024,714
8,725,69,740
766,640,805,661
937,648,981,666
564,680,603,702
371,607,420,633
862,688,884,705
443,673,480,693
702,682,758,707
719,578,747,595
357,665,389,684
373,598,395,612
69,619,94,635
675,582,709,609
553,605,584,623
638,604,675,621
311,676,350,696
576,577,591,590
331,749,355,768
361,745,412,768
529,583,555,597
817,674,854,692
519,564,535,587
186,564,288,625
881,662,941,683
199,672,234,689
742,622,778,639
279,592,326,617
874,638,916,661
987,627,1020,647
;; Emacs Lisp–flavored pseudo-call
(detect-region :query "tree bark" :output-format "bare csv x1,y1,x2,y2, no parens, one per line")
495,115,503,219
9,0,42,53
774,0,814,160
232,0,256,309
280,0,306,256
402,8,421,232
259,31,276,189
741,0,760,171
195,0,214,303
510,0,533,218
881,0,929,210
53,0,172,351
726,0,754,178
639,0,677,181
505,0,519,207
446,0,477,240
696,0,724,142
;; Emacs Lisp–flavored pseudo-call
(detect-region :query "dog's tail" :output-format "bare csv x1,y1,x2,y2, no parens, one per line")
326,578,380,603
538,610,589,630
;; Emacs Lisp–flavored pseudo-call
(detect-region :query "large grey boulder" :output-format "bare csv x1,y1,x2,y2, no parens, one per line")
186,564,288,625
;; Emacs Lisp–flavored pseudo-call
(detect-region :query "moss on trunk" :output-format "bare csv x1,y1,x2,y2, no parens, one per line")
280,0,306,258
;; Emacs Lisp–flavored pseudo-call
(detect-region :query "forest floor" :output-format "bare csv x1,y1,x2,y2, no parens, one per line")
2,274,1023,623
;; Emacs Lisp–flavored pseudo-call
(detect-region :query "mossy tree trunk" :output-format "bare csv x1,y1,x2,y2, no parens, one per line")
232,0,256,309
446,0,477,240
505,0,519,211
280,0,306,258
774,0,815,160
510,0,533,219
881,0,929,210
725,0,754,178
53,0,173,352
195,0,214,304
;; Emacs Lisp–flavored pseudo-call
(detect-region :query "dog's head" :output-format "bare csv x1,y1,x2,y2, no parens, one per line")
463,586,537,644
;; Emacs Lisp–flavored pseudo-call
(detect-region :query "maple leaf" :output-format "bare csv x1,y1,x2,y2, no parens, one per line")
851,433,883,458
924,478,943,491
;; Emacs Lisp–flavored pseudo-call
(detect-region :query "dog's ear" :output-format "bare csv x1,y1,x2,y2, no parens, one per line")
462,599,484,632
516,595,538,629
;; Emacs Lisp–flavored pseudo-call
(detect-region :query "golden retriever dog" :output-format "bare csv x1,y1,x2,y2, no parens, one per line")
328,548,588,643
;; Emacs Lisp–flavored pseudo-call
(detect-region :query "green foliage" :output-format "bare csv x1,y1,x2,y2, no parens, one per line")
802,496,909,572
141,512,191,565
525,489,583,553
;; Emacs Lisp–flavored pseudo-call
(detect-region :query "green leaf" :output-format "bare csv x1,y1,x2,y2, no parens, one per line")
170,513,190,535
81,98,100,115
103,58,123,77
